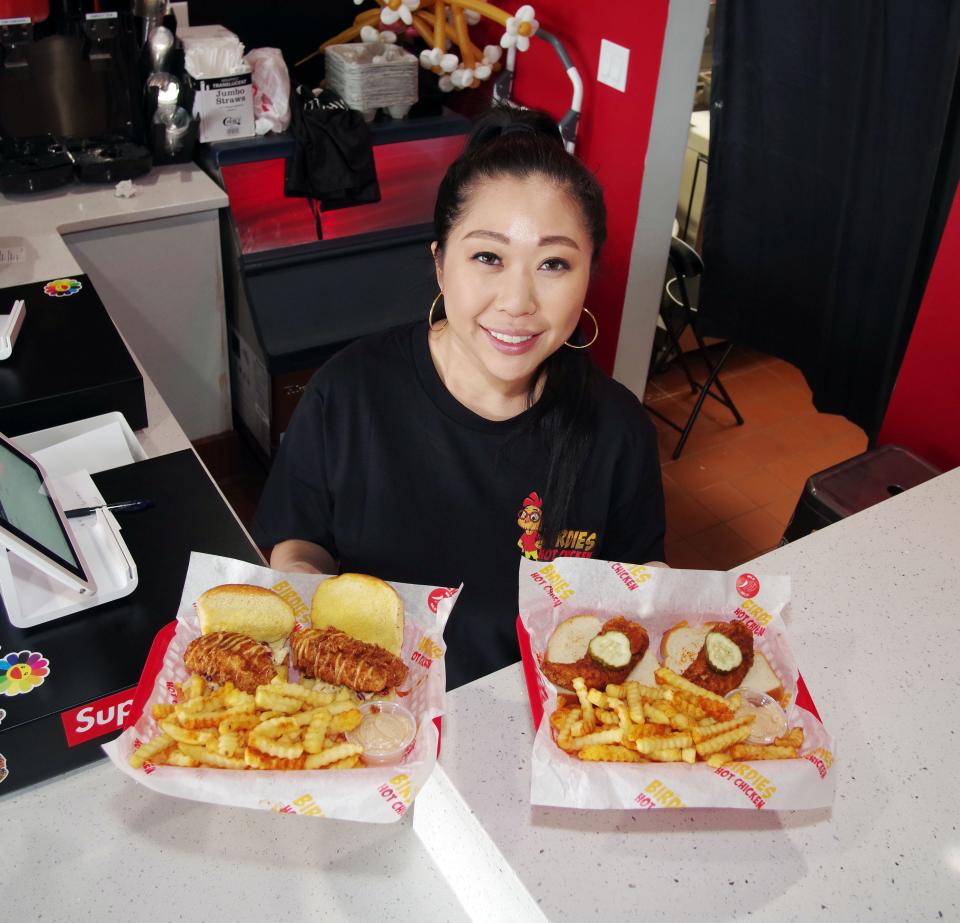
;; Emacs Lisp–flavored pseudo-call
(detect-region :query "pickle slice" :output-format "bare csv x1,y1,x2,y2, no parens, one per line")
704,631,743,673
587,631,631,669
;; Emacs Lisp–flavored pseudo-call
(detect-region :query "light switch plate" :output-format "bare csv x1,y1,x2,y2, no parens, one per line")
598,38,629,92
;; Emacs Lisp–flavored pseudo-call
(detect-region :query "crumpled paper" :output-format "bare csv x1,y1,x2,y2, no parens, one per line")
518,557,836,811
103,552,459,823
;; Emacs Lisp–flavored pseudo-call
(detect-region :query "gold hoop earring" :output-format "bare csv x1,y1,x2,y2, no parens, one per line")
564,307,599,349
428,291,448,332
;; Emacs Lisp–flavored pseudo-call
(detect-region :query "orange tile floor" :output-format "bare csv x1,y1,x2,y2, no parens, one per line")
644,345,868,570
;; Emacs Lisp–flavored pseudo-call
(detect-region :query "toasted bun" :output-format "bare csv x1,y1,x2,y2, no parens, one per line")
545,614,602,664
311,573,404,656
660,621,713,674
660,619,784,700
741,653,785,705
196,584,295,644
625,646,659,686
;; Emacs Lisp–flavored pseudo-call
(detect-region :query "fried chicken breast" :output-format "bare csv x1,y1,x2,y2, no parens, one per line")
682,620,755,695
183,631,278,693
292,627,408,693
542,616,650,690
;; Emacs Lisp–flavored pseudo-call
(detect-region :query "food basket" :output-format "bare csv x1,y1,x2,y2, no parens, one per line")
516,557,836,811
325,43,418,119
103,552,459,823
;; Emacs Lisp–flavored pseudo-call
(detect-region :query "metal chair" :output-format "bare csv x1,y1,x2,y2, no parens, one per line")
646,237,744,459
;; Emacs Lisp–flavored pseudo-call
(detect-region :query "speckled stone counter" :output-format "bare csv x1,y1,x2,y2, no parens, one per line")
3,467,958,921
439,465,960,921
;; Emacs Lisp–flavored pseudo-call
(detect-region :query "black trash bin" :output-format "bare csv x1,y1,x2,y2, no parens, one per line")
781,444,942,544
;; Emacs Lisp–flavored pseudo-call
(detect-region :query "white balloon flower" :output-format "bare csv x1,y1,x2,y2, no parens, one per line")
380,0,419,27
500,4,539,52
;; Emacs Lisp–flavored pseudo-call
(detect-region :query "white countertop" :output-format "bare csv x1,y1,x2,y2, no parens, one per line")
440,466,960,921
3,464,958,919
0,163,241,507
0,164,227,287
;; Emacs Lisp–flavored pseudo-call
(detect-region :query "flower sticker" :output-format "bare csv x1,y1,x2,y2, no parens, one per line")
0,650,51,697
500,4,539,52
43,278,82,297
0,753,7,786
380,0,419,27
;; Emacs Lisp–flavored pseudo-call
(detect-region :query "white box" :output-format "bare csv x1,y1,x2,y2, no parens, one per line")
189,70,255,143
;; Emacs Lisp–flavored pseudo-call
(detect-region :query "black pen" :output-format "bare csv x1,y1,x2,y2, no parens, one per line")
64,499,155,519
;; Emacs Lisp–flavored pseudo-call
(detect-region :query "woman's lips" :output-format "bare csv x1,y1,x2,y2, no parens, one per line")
482,327,542,355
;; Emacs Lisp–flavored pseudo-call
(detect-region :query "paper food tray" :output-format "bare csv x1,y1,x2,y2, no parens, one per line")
104,552,459,823
517,557,836,811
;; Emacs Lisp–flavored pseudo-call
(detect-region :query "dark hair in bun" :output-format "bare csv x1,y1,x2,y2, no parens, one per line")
432,106,606,552
434,107,607,267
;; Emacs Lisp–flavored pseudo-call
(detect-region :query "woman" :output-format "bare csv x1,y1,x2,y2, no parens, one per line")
252,107,665,689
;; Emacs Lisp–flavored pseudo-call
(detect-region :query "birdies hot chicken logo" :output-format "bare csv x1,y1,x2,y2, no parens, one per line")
517,492,544,560
736,573,760,599
516,491,597,562
427,587,457,614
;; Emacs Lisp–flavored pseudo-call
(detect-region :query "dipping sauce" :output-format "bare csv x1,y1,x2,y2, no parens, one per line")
346,701,416,765
726,687,788,744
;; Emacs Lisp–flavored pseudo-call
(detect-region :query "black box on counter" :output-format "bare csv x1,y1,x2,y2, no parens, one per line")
0,274,147,436
0,450,262,796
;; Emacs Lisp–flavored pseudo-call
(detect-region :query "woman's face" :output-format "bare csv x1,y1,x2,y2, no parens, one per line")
433,174,593,396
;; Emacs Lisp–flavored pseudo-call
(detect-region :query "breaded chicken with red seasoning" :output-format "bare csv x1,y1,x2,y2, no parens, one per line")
183,632,277,693
293,627,408,693
542,617,650,690
682,620,754,694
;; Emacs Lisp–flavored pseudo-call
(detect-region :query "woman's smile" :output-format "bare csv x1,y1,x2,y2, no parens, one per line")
482,326,542,353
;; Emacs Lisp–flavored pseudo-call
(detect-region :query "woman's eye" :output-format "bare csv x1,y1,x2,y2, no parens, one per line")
541,258,570,272
473,251,501,265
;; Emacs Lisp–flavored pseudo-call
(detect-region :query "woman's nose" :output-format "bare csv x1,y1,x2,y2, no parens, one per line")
497,269,536,315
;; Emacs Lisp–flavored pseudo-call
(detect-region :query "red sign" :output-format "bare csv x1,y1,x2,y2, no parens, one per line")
61,688,135,747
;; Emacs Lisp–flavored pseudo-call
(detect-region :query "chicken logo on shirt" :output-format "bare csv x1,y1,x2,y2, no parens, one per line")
517,491,544,560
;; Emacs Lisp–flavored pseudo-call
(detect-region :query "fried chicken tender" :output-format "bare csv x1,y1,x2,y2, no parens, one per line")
682,621,754,695
542,617,650,691
292,627,408,693
183,632,277,694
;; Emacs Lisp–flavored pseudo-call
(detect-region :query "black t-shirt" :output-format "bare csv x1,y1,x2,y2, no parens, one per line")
252,321,665,689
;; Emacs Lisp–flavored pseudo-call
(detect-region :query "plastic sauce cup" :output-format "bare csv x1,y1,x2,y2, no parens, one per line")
725,687,788,745
346,700,417,765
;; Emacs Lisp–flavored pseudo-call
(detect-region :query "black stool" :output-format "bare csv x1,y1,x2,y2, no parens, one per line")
645,237,744,459
781,444,942,544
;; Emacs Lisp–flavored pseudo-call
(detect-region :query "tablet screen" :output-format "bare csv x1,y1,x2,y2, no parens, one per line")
0,439,85,580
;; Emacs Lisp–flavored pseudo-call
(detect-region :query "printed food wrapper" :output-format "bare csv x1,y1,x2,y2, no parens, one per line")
103,552,459,823
518,557,835,811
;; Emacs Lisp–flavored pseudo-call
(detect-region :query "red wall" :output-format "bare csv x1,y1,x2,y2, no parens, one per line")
877,182,960,470
505,1,671,373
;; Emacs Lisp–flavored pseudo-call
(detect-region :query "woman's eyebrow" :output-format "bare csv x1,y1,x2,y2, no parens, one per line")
462,229,580,249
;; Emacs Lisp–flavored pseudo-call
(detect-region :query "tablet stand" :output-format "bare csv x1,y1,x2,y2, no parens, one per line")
0,484,138,629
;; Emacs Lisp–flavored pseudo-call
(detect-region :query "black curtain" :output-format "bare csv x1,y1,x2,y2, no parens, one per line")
699,1,960,439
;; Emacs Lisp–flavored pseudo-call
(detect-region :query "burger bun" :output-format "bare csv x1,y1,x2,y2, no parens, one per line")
196,584,296,645
311,573,404,656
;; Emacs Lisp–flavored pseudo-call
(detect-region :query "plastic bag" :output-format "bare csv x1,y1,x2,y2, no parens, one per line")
245,47,291,134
